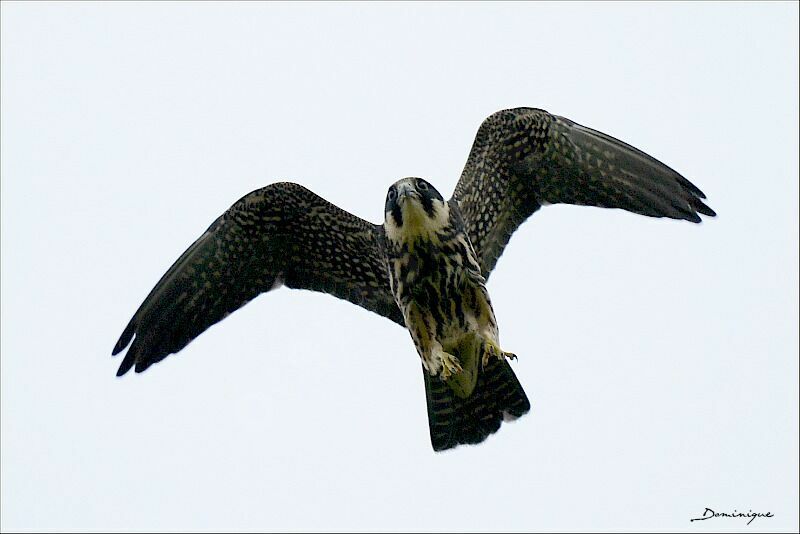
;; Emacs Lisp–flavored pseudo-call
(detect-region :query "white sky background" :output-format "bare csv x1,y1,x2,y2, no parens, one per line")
2,2,798,532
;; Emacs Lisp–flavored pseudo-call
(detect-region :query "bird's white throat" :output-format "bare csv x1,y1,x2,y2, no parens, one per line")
385,198,450,244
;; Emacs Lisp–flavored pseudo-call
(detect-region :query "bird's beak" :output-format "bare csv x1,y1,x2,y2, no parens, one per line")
397,182,419,201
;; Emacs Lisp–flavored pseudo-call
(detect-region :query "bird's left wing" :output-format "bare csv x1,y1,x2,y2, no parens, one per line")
112,182,403,376
452,108,716,277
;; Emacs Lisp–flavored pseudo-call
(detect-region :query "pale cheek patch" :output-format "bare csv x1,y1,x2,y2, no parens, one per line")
430,200,450,229
384,210,402,241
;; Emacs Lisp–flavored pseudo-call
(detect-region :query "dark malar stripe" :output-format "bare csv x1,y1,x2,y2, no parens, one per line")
391,204,403,228
421,194,436,217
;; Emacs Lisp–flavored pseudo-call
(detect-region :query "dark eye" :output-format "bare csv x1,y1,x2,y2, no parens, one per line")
387,188,397,201
416,180,429,191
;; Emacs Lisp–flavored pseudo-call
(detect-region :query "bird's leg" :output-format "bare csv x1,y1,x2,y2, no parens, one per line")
405,301,462,379
469,285,517,368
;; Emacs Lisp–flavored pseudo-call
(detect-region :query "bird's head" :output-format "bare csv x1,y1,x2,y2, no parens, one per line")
384,177,450,242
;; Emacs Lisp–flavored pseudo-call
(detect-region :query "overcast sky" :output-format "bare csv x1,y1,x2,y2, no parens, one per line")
2,2,798,532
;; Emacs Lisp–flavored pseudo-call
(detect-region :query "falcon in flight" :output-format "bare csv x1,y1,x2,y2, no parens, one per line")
112,108,715,451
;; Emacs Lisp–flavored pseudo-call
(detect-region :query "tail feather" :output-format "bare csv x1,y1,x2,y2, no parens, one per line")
423,357,530,451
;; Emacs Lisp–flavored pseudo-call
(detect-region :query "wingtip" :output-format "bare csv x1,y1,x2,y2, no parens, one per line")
686,212,702,224
687,196,716,221
115,338,157,376
116,351,136,376
112,320,136,356
677,176,707,199
696,202,716,218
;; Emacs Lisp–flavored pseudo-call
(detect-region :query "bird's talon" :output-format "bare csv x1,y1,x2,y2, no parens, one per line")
481,340,517,368
439,352,462,380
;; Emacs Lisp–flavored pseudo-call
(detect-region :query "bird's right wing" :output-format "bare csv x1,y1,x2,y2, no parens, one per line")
112,182,403,376
452,108,716,278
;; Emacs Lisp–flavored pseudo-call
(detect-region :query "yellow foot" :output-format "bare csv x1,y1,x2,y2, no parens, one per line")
438,351,463,380
481,339,517,368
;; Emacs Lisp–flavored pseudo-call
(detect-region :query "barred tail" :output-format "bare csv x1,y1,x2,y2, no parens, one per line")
423,357,530,451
